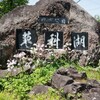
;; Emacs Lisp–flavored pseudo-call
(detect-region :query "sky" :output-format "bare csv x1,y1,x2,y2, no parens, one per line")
28,0,100,17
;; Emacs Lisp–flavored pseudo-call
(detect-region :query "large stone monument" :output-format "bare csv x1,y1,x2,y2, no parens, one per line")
0,0,100,66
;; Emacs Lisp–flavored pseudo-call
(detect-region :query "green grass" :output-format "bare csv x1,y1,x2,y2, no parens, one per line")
0,92,16,100
0,65,58,100
29,88,66,100
0,58,100,99
75,65,100,81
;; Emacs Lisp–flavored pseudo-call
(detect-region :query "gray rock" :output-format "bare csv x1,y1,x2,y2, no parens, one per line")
63,82,87,94
51,67,100,99
0,65,31,77
66,67,78,74
0,0,99,66
29,85,51,95
57,67,87,79
69,72,87,80
76,78,100,100
57,67,78,75
51,73,74,89
63,84,78,94
57,67,69,75
82,88,100,100
90,88,100,93
87,79,100,87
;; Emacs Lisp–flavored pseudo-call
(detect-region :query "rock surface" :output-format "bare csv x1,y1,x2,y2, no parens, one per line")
50,67,100,100
82,88,100,100
0,0,100,66
29,85,51,95
51,73,74,89
0,65,31,77
28,67,100,100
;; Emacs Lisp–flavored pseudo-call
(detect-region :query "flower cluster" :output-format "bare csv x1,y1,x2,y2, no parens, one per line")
7,59,17,71
6,43,72,72
7,52,35,72
6,43,50,71
30,43,45,58
30,43,67,60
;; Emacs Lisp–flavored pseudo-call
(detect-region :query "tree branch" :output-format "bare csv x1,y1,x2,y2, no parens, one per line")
77,0,81,3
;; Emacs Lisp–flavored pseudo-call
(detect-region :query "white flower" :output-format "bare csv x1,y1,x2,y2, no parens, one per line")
24,63,30,68
83,51,88,55
67,47,71,51
37,43,41,48
18,63,20,66
7,68,11,72
49,51,54,55
31,65,36,69
92,97,96,100
65,43,71,46
39,53,42,56
68,43,72,46
51,53,54,56
12,59,17,65
65,43,69,46
19,52,26,58
7,64,11,68
34,48,38,52
36,60,40,64
13,54,19,58
21,56,26,60
41,44,44,48
7,60,10,63
7,59,17,69
10,65,14,69
39,47,44,51
33,43,37,46
63,45,67,48
13,69,17,72
30,47,34,50
30,50,34,54
43,61,46,64
14,52,26,58
45,45,47,48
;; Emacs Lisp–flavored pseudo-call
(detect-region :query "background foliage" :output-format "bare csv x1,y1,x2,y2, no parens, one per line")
95,15,100,22
0,0,29,17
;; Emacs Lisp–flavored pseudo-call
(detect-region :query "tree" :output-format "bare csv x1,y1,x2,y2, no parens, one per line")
95,15,100,22
0,0,29,17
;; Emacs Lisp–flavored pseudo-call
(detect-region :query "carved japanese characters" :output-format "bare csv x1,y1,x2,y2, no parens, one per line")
45,31,63,49
16,29,37,50
71,32,88,50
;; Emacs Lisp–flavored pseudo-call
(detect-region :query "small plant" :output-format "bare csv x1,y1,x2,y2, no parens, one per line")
29,88,66,100
0,42,100,100
6,43,70,71
0,92,16,100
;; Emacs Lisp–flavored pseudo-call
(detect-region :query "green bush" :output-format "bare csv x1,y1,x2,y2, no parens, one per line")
29,88,66,100
0,92,16,100
0,52,100,99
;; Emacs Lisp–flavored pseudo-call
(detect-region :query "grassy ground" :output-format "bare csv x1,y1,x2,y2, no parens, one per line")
0,59,100,100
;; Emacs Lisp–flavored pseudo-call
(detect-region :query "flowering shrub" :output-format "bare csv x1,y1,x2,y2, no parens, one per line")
7,59,17,71
6,43,71,71
0,43,100,100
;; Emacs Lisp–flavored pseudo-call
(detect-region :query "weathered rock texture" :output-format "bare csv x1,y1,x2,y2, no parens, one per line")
29,67,100,100
0,65,31,77
0,0,100,66
51,67,100,100
29,85,52,95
